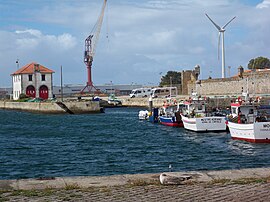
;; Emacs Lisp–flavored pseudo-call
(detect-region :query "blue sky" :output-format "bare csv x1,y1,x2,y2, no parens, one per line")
1,0,270,87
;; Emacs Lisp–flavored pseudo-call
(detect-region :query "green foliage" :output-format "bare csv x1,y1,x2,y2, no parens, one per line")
16,98,31,102
247,57,270,69
159,71,181,87
19,93,29,99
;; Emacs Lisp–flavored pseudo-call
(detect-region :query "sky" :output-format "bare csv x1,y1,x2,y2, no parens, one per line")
1,0,270,87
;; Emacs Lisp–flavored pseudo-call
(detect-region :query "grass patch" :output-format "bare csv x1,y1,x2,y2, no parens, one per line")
81,187,99,193
11,190,39,197
127,178,160,187
0,198,8,202
232,177,267,185
64,183,80,190
0,192,9,202
209,178,231,185
8,188,56,198
209,176,270,186
99,187,111,193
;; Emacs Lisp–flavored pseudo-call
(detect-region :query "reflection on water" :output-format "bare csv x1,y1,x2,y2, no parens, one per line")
228,139,264,156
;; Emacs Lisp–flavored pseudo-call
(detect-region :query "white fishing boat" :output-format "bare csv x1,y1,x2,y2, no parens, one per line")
138,110,149,120
180,94,227,132
227,96,270,143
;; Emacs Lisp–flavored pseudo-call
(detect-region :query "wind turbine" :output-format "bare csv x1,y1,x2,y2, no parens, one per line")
205,13,236,78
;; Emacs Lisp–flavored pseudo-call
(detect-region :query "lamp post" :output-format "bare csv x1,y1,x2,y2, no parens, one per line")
60,65,63,102
169,76,172,98
16,59,19,69
110,81,113,95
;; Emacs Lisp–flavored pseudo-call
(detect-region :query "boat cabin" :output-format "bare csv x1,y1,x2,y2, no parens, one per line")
160,102,184,117
231,102,259,124
182,98,207,118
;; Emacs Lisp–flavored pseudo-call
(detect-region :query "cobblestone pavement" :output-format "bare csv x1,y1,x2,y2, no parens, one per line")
1,182,270,202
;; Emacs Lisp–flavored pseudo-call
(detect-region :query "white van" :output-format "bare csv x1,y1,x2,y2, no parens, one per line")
130,88,152,98
151,87,177,98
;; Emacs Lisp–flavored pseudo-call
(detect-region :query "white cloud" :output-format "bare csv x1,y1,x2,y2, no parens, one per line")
57,34,77,49
15,29,42,38
1,0,270,86
139,0,233,9
256,0,270,9
15,29,77,51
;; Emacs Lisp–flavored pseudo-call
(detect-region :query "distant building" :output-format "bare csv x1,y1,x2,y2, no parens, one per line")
53,84,143,97
0,87,12,99
11,62,54,100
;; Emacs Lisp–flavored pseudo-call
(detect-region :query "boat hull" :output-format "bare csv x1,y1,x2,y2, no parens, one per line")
159,116,183,127
181,115,227,132
227,121,270,143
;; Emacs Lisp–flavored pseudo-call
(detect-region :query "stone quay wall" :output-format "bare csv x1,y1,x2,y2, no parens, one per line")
120,96,188,108
119,96,233,109
0,101,100,114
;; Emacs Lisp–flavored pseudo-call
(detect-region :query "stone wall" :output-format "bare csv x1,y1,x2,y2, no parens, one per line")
120,96,189,108
187,71,270,96
120,96,238,109
181,66,200,95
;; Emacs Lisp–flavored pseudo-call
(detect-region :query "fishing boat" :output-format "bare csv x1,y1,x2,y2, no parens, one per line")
227,96,270,143
139,110,149,120
159,101,184,127
108,94,122,106
180,94,227,132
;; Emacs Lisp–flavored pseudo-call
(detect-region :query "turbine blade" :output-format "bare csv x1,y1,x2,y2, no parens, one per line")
222,16,236,29
218,32,221,60
205,13,221,31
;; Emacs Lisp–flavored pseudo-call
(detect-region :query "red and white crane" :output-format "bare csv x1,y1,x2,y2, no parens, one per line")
81,0,107,94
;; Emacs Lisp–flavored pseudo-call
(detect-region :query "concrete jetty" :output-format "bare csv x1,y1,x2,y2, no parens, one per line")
0,168,270,201
0,100,101,114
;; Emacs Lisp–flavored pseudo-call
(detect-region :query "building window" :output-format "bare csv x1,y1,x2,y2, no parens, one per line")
41,74,46,81
29,75,33,81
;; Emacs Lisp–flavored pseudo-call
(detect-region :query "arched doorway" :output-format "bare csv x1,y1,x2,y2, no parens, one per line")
39,85,49,99
26,85,36,98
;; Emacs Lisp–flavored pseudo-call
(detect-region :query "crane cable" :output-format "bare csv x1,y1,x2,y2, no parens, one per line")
106,0,110,45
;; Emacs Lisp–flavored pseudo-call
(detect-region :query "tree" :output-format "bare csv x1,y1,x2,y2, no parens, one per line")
247,57,270,70
159,71,181,86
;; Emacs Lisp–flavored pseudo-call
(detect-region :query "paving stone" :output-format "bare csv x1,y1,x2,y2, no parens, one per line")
2,168,270,201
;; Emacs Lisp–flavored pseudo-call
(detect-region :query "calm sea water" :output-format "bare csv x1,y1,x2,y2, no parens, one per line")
0,107,270,180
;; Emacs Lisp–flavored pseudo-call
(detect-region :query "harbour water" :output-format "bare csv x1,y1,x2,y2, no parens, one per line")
1,107,270,180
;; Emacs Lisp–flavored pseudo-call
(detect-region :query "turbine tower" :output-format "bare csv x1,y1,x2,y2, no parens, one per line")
205,13,236,78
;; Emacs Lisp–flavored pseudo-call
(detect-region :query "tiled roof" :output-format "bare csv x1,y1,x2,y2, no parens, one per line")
11,62,54,75
243,68,270,73
232,68,270,77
